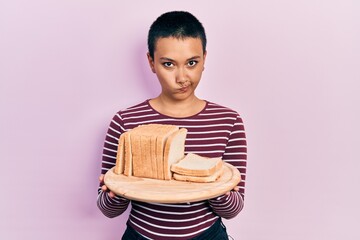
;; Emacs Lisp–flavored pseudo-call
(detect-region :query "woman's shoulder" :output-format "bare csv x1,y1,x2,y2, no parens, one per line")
205,100,241,117
109,100,151,124
116,99,150,115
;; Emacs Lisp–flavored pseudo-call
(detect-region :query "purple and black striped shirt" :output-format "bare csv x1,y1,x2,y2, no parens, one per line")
97,100,247,239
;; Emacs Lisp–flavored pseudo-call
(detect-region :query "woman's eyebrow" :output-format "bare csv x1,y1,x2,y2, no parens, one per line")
187,56,201,60
159,56,201,62
159,57,174,61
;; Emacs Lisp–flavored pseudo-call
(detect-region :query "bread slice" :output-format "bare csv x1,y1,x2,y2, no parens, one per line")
123,132,133,176
114,133,125,174
150,135,157,179
137,135,153,178
155,125,179,180
163,128,187,180
171,153,223,177
173,166,224,183
130,133,143,177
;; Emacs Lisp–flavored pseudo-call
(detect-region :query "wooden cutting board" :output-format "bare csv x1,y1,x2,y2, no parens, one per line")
104,162,241,203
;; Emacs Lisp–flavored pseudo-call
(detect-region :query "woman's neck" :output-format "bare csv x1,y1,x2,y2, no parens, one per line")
149,95,206,118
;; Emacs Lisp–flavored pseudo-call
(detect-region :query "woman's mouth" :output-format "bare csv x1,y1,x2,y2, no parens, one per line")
179,82,190,92
179,86,189,92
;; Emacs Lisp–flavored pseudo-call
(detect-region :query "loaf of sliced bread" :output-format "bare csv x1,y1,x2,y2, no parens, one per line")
173,166,224,183
170,153,223,177
117,124,186,180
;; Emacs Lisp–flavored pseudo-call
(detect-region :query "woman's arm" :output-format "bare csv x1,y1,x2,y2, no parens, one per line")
209,114,247,219
96,112,130,218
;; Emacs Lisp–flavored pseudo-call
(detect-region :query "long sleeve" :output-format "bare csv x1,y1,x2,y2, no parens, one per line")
208,114,247,219
97,112,130,218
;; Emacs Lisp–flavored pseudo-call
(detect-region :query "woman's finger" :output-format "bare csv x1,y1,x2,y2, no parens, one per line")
109,191,116,198
99,174,104,182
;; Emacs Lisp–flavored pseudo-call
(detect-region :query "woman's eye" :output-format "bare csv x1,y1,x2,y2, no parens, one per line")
163,62,173,67
188,60,198,67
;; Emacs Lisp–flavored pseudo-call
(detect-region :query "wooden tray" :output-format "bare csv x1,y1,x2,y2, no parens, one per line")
104,163,241,203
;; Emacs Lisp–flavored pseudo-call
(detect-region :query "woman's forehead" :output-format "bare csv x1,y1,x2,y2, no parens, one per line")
154,37,204,59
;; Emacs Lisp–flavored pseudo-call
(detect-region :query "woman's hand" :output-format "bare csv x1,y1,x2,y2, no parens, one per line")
225,186,239,196
99,174,116,198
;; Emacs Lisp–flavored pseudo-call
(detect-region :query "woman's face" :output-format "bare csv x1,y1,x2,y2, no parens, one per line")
147,37,206,101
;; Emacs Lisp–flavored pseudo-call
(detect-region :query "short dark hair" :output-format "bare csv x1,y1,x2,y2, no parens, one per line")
147,11,207,59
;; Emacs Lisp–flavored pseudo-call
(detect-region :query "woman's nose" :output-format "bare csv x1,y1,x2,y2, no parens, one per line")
175,67,188,84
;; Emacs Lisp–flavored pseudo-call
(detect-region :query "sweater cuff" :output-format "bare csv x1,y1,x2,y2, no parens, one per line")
104,190,129,204
208,191,244,219
208,193,229,203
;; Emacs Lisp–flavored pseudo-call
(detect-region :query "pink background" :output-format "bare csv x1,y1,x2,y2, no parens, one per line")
1,0,359,239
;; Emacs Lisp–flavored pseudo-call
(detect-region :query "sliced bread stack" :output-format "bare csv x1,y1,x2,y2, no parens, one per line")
114,124,187,180
170,153,224,183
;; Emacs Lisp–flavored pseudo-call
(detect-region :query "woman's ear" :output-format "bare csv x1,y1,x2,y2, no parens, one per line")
147,52,156,73
202,50,207,71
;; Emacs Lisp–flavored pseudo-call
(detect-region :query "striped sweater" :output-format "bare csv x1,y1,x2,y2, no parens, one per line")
97,100,247,239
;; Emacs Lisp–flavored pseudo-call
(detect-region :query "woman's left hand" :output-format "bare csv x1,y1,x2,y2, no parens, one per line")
225,186,239,196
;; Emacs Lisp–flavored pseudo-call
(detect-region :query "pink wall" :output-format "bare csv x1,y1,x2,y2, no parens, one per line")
1,0,359,239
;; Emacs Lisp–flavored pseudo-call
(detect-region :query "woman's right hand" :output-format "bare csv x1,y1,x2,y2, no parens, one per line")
99,174,116,198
